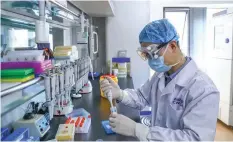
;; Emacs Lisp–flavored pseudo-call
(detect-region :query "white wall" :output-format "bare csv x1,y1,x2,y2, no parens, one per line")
189,8,207,71
106,1,150,88
149,1,164,77
150,1,163,21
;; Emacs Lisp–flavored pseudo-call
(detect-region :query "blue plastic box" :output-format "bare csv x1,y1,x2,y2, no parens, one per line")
101,120,115,135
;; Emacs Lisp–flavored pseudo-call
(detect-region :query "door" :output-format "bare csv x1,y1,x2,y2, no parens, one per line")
206,12,233,106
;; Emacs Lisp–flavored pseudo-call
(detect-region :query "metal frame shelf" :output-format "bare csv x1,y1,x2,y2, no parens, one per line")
1,77,45,116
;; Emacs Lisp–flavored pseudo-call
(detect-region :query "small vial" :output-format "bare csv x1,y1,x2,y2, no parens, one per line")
110,106,117,113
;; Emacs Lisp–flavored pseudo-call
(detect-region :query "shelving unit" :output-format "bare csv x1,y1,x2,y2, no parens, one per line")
0,0,89,117
1,0,84,29
1,77,45,116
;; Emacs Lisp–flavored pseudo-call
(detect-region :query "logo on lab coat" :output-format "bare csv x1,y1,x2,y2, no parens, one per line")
172,98,183,106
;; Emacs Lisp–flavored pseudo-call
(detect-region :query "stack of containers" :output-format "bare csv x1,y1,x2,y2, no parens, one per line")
53,45,79,62
1,50,52,77
1,68,35,83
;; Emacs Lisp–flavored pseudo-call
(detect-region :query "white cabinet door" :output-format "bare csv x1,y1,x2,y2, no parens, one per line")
206,58,233,105
211,14,233,59
219,102,233,126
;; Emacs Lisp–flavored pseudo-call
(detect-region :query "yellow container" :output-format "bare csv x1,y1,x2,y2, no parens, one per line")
55,124,75,141
99,75,118,98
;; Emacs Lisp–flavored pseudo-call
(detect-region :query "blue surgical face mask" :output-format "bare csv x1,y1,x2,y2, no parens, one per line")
148,56,171,73
148,44,180,73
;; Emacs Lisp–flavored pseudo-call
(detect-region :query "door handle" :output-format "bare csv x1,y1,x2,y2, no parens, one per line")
93,32,98,54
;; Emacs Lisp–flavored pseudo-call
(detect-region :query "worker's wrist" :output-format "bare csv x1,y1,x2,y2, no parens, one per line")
135,123,149,141
116,90,125,102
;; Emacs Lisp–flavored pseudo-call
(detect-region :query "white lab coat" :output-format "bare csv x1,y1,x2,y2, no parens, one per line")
121,60,219,141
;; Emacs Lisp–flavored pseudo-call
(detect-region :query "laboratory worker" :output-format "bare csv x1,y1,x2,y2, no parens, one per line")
100,19,220,141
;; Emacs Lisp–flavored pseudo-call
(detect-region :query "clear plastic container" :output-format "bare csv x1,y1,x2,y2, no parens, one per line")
118,62,127,78
65,108,90,118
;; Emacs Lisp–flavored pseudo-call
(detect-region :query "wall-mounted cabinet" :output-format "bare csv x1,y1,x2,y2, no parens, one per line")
69,0,115,17
1,0,81,28
1,0,84,50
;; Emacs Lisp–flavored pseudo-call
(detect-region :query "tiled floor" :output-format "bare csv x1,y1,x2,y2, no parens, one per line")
215,120,233,141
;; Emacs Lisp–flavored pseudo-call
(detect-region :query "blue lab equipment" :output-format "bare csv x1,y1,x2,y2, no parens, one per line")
1,128,10,141
101,120,115,135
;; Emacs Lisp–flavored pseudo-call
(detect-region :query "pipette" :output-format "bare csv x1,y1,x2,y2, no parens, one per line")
88,57,94,80
106,90,117,113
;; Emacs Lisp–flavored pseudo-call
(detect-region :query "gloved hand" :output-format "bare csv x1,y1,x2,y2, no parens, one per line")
109,112,136,137
100,77,123,101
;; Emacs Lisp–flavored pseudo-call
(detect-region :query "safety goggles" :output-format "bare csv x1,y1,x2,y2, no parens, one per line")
137,43,168,60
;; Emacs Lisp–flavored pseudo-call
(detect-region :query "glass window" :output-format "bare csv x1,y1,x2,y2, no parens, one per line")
164,8,190,56
9,28,31,48
1,24,53,51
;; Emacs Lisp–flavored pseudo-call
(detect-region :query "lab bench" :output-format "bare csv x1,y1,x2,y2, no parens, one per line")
41,77,140,141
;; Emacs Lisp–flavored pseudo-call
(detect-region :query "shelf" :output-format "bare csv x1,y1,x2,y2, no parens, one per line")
49,0,80,18
1,0,81,29
1,77,43,97
1,78,45,116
